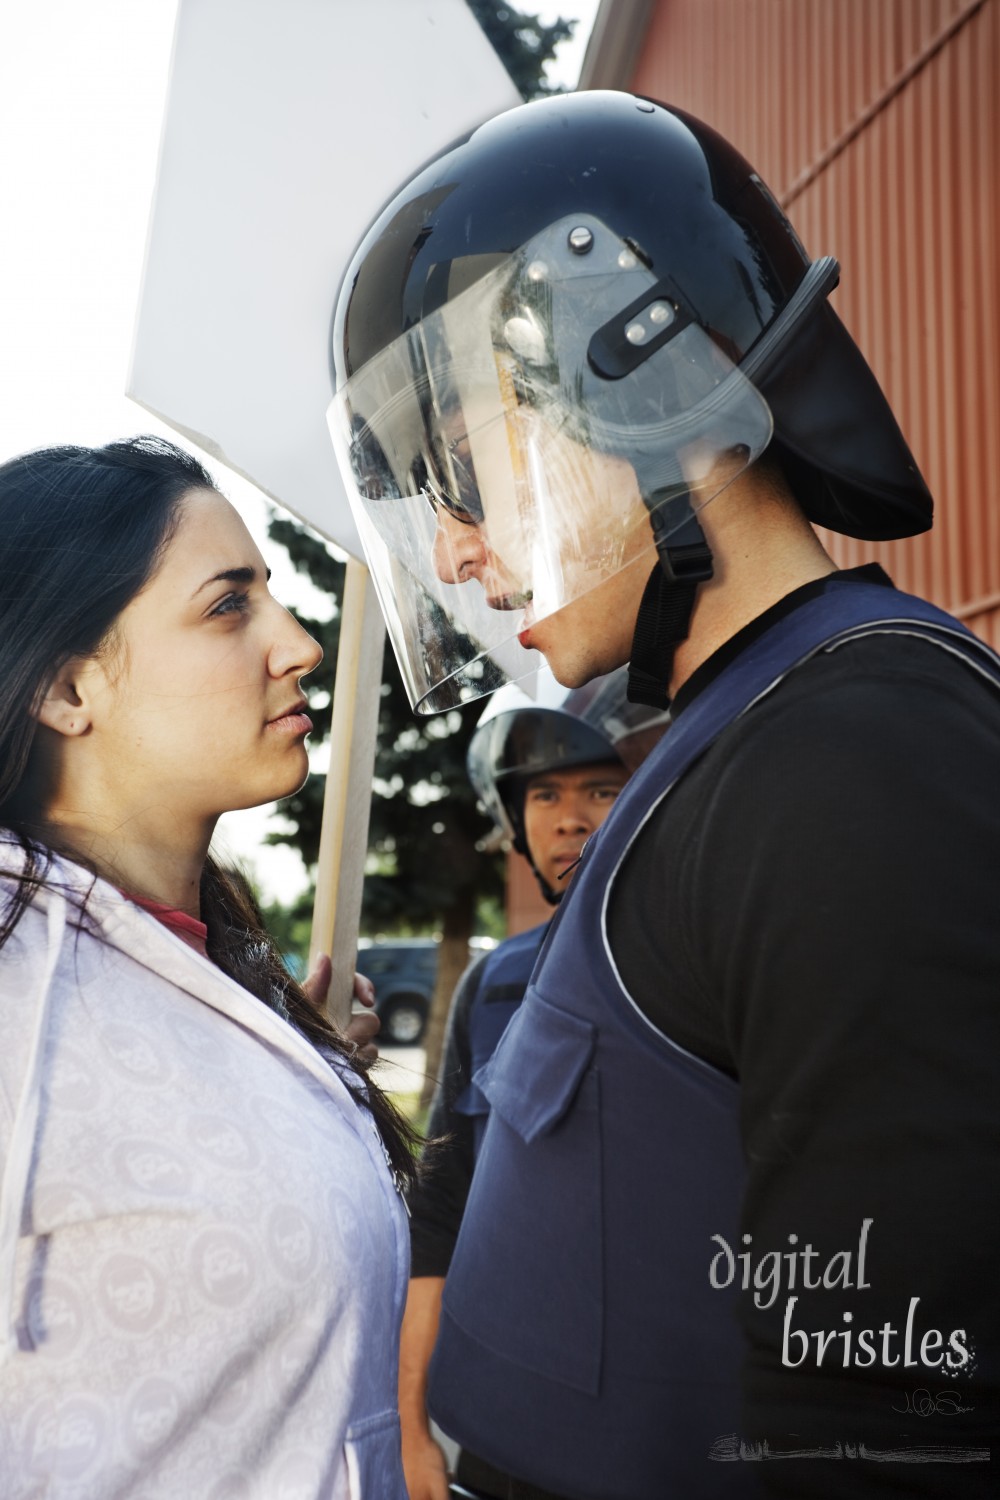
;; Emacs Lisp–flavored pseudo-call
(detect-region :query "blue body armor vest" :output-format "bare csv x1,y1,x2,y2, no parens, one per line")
428,581,1000,1500
453,923,548,1158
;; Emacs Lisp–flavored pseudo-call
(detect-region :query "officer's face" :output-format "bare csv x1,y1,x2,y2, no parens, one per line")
428,410,654,680
429,504,527,611
522,761,629,894
514,550,655,687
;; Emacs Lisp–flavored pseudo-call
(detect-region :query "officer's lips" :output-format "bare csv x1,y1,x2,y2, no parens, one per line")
486,590,532,612
551,838,587,867
515,599,536,649
481,589,536,648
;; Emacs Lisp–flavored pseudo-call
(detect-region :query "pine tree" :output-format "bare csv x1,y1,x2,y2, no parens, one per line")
467,1,575,100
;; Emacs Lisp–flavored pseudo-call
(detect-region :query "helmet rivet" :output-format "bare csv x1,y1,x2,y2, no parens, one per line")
617,248,638,270
526,259,549,282
636,100,655,114
568,225,594,255
648,301,674,326
625,321,648,345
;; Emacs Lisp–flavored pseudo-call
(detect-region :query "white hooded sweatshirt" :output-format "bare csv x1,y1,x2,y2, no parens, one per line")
0,850,409,1499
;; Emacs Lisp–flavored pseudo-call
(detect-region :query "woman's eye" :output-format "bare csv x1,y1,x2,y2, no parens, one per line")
210,590,251,618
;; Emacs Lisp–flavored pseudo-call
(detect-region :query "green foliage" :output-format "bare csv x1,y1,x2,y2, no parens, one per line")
264,514,504,939
467,0,576,99
259,888,314,974
363,670,502,932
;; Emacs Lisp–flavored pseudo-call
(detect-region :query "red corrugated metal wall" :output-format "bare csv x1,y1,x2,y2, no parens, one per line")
506,846,549,934
628,0,1000,647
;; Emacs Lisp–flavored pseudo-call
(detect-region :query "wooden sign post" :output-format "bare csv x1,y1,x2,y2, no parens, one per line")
308,560,386,1027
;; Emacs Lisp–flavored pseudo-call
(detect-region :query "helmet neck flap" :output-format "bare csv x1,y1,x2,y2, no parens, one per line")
626,255,846,708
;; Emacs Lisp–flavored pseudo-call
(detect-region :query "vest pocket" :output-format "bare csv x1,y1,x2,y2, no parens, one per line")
473,988,596,1141
343,1408,404,1498
443,990,603,1394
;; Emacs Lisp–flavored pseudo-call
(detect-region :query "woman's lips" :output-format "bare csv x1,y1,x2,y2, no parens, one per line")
267,709,314,735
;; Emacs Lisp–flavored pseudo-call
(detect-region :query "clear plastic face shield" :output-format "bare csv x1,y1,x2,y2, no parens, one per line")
330,215,773,714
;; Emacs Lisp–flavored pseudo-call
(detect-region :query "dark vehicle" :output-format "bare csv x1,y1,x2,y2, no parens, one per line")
355,939,439,1045
356,937,493,1045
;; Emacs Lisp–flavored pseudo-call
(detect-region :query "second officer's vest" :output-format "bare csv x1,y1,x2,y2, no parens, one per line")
453,922,547,1158
428,578,1000,1500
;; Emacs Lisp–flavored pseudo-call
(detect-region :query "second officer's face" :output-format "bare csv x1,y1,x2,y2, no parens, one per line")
522,761,629,895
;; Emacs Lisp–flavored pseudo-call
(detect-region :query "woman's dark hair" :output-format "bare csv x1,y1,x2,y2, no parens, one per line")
0,435,201,810
0,435,418,1182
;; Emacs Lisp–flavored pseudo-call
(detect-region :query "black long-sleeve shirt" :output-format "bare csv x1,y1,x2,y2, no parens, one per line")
410,950,491,1278
608,567,1000,1491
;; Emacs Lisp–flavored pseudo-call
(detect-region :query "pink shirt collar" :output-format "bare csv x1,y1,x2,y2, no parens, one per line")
123,892,209,957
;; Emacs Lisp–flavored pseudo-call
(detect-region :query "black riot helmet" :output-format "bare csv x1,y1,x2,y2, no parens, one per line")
330,91,932,714
467,665,668,904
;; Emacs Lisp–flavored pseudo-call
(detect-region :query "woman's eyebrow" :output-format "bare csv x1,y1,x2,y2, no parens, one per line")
191,564,272,598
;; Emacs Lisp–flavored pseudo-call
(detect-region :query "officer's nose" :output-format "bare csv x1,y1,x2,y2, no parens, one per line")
431,507,490,586
555,798,591,835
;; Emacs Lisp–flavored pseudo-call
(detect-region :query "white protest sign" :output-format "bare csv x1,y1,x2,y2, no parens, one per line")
129,0,520,558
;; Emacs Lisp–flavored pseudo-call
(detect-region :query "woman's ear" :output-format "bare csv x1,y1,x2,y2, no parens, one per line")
35,659,92,737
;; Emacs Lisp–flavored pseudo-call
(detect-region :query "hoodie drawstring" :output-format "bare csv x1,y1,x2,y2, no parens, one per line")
0,893,66,1365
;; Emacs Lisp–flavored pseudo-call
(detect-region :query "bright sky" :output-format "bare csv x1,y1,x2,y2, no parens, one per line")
0,0,601,904
535,0,603,88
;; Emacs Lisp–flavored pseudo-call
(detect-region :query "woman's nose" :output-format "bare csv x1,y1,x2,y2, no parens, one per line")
270,603,324,678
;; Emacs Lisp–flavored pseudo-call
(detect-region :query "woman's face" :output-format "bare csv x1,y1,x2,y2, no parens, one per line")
79,487,323,826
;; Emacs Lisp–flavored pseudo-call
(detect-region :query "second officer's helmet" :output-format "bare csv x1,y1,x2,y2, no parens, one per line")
467,664,668,902
329,91,932,715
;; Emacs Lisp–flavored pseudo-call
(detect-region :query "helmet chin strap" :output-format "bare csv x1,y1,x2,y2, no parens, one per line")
512,826,564,907
533,863,564,907
627,502,714,708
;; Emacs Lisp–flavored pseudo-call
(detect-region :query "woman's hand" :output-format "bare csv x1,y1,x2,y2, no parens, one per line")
302,953,381,1064
345,975,381,1065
